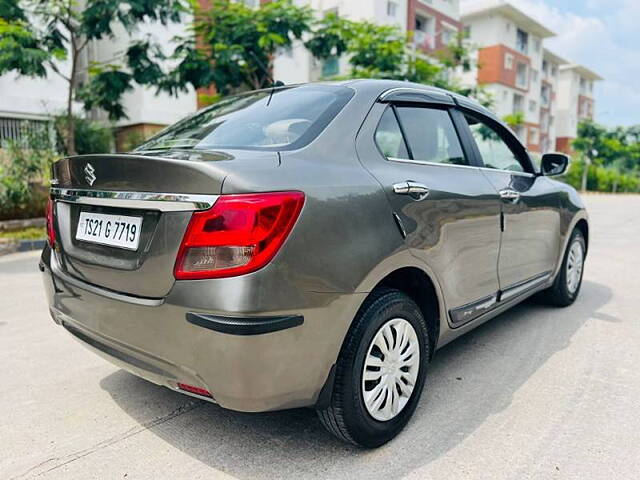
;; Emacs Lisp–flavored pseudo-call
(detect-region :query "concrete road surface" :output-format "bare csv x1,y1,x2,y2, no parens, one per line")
1,194,639,479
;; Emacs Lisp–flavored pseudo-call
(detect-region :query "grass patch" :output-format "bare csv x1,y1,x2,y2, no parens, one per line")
0,227,46,241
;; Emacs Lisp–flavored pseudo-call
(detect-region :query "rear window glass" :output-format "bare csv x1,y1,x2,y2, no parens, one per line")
136,85,354,152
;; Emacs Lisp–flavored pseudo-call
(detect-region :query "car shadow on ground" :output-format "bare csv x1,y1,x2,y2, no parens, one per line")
99,280,612,480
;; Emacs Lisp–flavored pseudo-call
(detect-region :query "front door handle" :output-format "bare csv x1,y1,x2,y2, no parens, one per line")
393,181,430,200
499,189,520,203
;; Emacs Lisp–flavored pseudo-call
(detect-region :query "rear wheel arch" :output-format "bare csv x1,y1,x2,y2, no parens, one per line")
575,218,589,254
359,267,441,360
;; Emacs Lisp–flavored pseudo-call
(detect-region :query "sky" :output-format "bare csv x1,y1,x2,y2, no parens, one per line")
462,0,639,127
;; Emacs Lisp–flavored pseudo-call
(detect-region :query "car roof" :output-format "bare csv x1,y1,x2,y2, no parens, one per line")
336,79,499,120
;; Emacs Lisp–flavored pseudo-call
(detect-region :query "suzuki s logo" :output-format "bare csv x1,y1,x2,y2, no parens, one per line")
84,163,96,186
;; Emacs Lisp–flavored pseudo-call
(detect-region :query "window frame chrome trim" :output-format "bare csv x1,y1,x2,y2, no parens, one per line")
50,188,218,212
387,157,536,177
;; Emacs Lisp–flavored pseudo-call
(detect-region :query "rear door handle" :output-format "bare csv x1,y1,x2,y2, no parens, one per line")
393,181,430,200
499,189,520,203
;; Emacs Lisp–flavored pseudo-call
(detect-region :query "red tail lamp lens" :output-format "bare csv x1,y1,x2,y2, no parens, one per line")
46,198,56,247
177,383,212,398
174,191,305,279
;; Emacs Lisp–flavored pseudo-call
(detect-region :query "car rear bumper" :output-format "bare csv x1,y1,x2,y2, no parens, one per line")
41,247,365,412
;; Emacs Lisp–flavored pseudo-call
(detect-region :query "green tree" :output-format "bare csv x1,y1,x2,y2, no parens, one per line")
0,0,186,155
569,119,640,192
502,112,525,130
164,0,313,96
308,16,486,103
0,123,58,219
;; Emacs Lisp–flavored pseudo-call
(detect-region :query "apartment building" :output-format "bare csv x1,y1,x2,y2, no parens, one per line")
539,48,568,153
460,0,554,152
274,0,461,84
461,0,602,154
555,64,603,153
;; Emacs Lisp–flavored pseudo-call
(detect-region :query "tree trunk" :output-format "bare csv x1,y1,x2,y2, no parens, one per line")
65,40,78,156
580,159,589,192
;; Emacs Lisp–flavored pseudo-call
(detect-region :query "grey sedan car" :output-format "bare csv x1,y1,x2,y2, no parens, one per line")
41,80,588,447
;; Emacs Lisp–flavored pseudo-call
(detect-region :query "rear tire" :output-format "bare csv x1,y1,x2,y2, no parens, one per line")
539,228,586,307
317,288,429,448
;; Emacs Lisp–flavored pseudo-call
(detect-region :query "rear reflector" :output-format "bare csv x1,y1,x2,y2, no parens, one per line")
46,198,56,247
177,383,212,398
174,191,304,279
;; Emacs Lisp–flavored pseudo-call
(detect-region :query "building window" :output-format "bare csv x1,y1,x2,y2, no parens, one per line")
414,15,434,48
441,25,456,45
541,111,549,131
513,93,525,114
240,0,259,7
551,65,558,77
541,84,550,107
529,100,537,113
533,38,541,53
504,53,514,70
387,1,397,17
515,62,528,89
321,56,340,78
529,127,539,145
542,59,549,75
0,117,52,147
531,69,538,84
516,28,529,54
464,25,471,37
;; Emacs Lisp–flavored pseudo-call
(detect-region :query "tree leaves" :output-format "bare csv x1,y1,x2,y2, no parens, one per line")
170,0,313,94
81,0,187,39
77,70,134,120
0,19,50,77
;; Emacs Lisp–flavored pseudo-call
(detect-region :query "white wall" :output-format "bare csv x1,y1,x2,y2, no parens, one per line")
556,69,579,138
273,0,410,84
89,18,197,126
0,60,75,120
422,0,460,20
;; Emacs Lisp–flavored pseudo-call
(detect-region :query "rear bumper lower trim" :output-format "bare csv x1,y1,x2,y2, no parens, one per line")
186,312,304,335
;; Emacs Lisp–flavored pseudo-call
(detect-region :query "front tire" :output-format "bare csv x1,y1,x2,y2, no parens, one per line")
539,228,586,307
317,289,429,448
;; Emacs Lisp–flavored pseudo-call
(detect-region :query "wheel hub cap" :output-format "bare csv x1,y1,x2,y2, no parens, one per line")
362,318,420,422
566,240,584,294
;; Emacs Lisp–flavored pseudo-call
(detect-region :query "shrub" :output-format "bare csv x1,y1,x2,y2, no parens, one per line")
55,116,113,155
560,157,640,193
0,125,58,220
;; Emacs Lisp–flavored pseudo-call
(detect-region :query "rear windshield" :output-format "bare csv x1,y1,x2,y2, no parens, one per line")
136,84,354,152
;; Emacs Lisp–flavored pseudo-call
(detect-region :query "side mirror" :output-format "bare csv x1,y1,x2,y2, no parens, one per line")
540,153,569,176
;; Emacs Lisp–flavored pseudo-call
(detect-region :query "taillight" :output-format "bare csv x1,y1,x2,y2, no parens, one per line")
174,191,304,279
46,198,56,247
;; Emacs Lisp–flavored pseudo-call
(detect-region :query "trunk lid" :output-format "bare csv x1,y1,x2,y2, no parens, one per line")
51,151,278,298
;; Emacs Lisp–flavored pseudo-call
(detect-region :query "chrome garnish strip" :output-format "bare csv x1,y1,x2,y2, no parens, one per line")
50,188,218,212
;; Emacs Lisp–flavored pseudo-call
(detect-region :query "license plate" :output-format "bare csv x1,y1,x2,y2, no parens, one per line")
76,212,143,250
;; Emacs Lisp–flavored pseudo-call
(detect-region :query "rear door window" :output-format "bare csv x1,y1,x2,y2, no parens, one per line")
394,107,468,166
374,107,409,159
463,114,528,173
